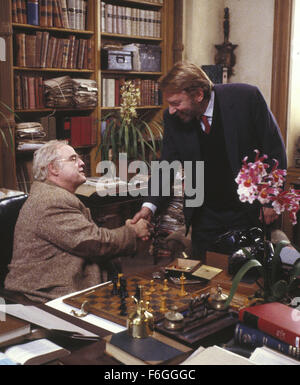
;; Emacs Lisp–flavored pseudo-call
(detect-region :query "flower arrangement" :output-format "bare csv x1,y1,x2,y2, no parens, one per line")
98,80,163,164
235,150,300,225
224,150,300,305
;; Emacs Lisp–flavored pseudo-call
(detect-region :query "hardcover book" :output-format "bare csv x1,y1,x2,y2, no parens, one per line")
104,330,192,365
234,322,300,360
239,302,300,348
1,338,69,365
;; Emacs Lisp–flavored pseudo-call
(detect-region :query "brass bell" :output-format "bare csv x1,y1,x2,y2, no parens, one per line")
209,285,228,310
164,306,184,331
127,297,154,339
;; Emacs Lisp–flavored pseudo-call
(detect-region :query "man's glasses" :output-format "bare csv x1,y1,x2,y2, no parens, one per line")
57,154,83,163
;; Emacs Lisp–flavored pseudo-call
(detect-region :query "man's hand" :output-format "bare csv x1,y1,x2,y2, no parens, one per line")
131,207,153,224
126,218,152,241
260,207,279,225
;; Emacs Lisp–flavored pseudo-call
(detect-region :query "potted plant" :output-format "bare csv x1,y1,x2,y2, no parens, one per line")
97,80,163,166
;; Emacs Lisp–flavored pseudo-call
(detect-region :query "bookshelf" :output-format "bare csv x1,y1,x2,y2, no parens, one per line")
0,0,175,191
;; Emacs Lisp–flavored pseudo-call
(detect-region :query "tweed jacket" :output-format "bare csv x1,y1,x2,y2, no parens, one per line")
4,181,137,302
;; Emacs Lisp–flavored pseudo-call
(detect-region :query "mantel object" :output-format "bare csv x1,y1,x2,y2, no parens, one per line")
215,7,238,78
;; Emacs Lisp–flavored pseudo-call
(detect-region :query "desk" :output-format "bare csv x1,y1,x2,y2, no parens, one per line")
0,264,259,365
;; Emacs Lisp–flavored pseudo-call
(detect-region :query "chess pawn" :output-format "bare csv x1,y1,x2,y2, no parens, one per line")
179,273,188,297
127,298,154,339
162,279,170,292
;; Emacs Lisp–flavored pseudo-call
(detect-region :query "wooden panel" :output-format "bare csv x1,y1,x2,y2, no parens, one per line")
271,0,293,144
0,0,17,189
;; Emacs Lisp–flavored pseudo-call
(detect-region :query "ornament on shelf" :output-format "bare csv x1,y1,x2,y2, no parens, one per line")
215,7,238,78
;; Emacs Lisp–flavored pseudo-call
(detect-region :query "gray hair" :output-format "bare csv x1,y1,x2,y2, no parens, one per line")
33,140,68,181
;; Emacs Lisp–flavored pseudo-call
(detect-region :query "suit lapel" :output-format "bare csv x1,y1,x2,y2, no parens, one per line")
214,86,240,176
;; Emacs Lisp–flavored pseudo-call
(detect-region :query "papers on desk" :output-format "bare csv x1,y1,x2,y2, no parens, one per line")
46,284,125,334
2,304,97,338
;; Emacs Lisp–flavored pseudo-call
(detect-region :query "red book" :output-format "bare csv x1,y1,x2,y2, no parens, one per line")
80,116,91,146
239,302,300,348
70,116,81,147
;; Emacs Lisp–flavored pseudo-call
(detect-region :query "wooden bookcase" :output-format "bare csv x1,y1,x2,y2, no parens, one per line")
0,0,175,191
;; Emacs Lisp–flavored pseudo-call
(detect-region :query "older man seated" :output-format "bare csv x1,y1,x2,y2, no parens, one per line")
5,140,151,302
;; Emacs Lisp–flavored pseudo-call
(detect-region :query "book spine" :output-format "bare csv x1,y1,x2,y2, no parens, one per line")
47,0,54,27
14,73,22,109
67,0,76,29
53,0,62,28
21,0,27,24
25,34,37,68
71,116,81,147
234,323,300,360
16,0,23,24
239,309,300,348
27,0,39,26
67,35,76,68
27,76,36,109
61,39,70,68
56,0,64,27
40,31,50,68
12,0,19,23
40,0,48,27
15,33,26,67
75,0,81,30
60,0,70,28
35,31,43,67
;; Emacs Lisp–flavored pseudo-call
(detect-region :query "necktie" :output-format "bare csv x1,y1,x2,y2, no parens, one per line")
201,115,211,134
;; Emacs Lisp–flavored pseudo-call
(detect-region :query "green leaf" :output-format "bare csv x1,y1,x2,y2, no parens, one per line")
224,259,262,309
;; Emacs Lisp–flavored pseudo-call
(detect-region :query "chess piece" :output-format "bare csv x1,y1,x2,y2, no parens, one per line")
117,273,123,294
120,276,128,298
159,296,168,313
145,300,154,313
119,297,128,316
179,273,188,297
149,279,155,293
162,279,170,292
111,275,118,295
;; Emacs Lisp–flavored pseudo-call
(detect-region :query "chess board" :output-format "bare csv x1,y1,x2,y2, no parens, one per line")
63,275,209,326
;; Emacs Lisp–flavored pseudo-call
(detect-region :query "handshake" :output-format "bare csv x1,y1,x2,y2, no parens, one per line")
125,206,154,241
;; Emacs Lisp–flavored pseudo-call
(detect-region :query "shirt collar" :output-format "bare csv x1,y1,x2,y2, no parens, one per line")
203,90,215,118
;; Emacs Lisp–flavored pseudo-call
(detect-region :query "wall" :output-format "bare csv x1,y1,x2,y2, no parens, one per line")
183,0,275,105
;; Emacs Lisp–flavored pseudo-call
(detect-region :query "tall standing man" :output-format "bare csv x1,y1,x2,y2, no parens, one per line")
132,62,287,259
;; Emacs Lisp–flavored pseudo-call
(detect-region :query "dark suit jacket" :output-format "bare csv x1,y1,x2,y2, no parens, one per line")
147,83,287,227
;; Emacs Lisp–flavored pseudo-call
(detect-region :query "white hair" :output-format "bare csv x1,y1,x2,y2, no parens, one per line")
33,140,68,181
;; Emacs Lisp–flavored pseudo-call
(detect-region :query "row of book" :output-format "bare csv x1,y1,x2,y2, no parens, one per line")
102,77,161,108
15,32,93,70
235,302,300,361
14,73,45,110
12,0,88,30
101,2,162,38
14,74,98,110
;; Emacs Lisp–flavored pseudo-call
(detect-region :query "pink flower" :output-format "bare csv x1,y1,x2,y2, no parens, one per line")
236,151,300,224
